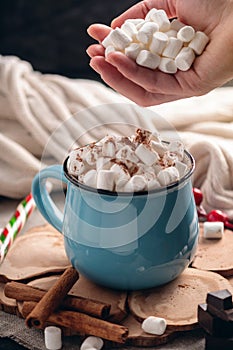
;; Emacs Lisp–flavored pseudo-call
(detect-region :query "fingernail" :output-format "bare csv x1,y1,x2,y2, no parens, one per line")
89,61,100,73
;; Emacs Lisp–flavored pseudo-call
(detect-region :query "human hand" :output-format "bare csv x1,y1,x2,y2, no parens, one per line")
87,0,233,106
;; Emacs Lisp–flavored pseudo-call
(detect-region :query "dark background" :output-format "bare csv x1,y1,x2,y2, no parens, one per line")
0,1,138,349
0,0,138,80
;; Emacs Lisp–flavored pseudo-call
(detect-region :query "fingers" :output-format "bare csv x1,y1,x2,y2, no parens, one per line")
86,44,105,58
89,56,183,106
105,52,182,95
87,24,111,42
111,0,177,28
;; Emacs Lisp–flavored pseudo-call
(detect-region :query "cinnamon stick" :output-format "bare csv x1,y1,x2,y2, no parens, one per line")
4,281,110,319
26,267,79,328
22,301,128,343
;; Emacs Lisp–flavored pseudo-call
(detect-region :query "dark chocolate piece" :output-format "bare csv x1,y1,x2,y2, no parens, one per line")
198,303,233,337
205,334,233,350
206,289,232,310
207,303,233,322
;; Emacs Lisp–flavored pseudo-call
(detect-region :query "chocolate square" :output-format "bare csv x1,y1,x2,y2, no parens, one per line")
198,303,233,337
206,289,232,310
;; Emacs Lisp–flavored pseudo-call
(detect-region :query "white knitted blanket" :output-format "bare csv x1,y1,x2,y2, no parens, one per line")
1,55,233,218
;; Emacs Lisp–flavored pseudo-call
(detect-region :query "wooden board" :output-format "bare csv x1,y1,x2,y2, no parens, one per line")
192,225,233,276
0,225,70,282
128,268,233,330
1,224,233,347
28,275,128,323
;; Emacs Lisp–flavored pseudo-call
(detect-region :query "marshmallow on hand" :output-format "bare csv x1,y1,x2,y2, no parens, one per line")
67,129,190,193
101,8,209,73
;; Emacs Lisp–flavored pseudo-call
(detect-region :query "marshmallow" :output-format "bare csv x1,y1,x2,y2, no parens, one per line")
96,157,112,171
105,45,117,57
97,170,115,191
177,25,195,42
142,316,167,335
125,18,145,27
151,141,167,156
170,19,185,31
121,21,138,39
135,143,159,166
104,28,132,50
85,146,102,166
159,57,177,73
44,326,62,350
163,151,178,166
157,166,180,186
146,9,170,32
188,31,209,55
83,169,97,188
136,22,159,44
168,140,184,160
203,221,224,239
125,43,143,60
149,32,168,55
102,32,114,48
111,163,130,190
164,29,178,38
136,50,160,69
80,336,104,350
68,154,86,176
175,47,195,71
174,160,188,178
116,145,139,164
124,175,147,192
102,138,116,157
162,37,183,58
147,178,161,190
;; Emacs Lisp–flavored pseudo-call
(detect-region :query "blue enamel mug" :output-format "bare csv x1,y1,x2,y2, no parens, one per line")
32,151,199,290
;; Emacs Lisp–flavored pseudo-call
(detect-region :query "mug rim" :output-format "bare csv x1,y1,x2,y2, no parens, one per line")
63,148,195,197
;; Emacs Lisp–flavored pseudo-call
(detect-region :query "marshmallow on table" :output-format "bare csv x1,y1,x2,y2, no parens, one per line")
157,166,180,186
203,221,224,239
80,336,104,350
44,326,62,350
175,47,195,71
135,143,159,166
142,316,167,335
125,43,143,60
177,25,195,42
146,9,170,32
188,31,209,55
97,170,115,191
159,57,177,74
136,50,161,69
162,37,183,59
136,22,159,44
149,32,168,55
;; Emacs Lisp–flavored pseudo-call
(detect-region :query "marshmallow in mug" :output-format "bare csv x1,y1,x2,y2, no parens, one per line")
67,129,190,192
102,8,209,73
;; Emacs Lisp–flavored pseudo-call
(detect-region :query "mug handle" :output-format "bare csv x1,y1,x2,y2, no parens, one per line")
32,164,68,233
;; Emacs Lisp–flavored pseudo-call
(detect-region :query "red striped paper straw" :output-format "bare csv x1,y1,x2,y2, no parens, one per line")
0,193,36,263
